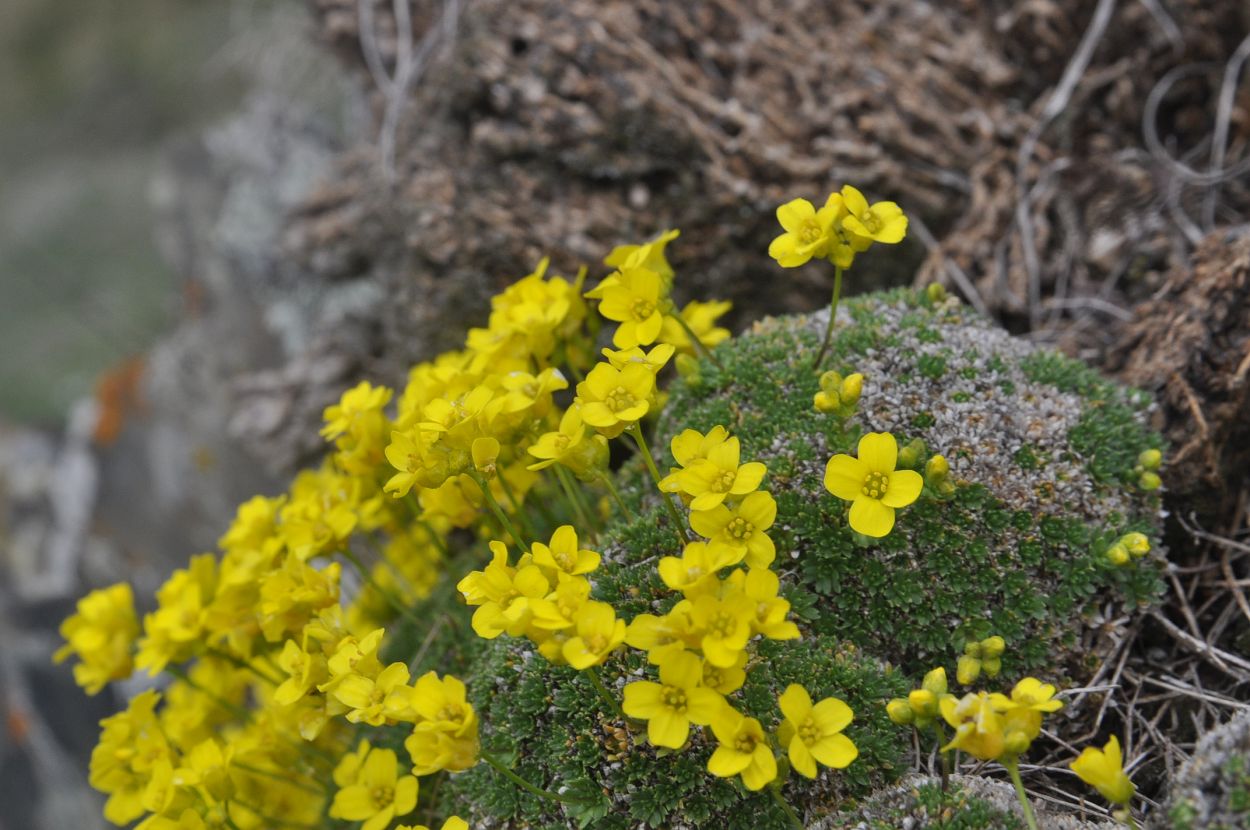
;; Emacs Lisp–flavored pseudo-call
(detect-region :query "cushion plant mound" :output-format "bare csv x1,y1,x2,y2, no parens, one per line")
433,288,1164,828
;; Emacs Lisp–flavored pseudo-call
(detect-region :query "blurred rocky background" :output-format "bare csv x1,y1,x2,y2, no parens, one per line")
3,1,1249,828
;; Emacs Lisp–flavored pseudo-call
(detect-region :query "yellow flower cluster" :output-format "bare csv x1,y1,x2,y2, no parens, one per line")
768,185,907,270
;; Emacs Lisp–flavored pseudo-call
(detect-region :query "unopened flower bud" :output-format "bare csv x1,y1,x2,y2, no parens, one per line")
907,688,937,718
926,454,950,480
1106,544,1131,566
956,654,981,685
1003,729,1033,757
1139,471,1161,491
1121,532,1150,557
898,438,927,470
981,657,1001,678
840,373,864,405
813,390,840,413
981,636,1005,659
886,698,915,726
926,283,948,304
922,666,948,697
1138,449,1162,471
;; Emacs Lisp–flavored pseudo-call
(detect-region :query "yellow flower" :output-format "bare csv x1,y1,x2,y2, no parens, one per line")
603,228,681,284
397,819,469,830
90,689,171,825
707,710,778,791
674,436,767,511
700,651,748,695
839,185,908,244
330,744,418,830
321,381,393,441
657,541,737,597
598,267,666,349
526,405,606,477
531,525,601,579
777,684,858,778
498,367,567,416
939,692,1005,761
405,671,479,775
332,661,413,726
575,362,656,438
55,583,139,695
989,677,1063,746
823,432,923,538
622,650,725,748
561,600,626,669
659,425,730,493
456,541,550,639
601,342,676,373
740,568,801,641
690,490,777,568
660,299,732,354
768,197,841,267
1071,735,1135,806
528,576,592,632
689,591,756,668
273,639,328,707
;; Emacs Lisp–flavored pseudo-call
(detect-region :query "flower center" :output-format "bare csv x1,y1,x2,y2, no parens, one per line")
861,471,889,499
799,220,823,244
726,517,754,540
734,734,758,754
661,685,688,712
437,705,460,722
711,470,737,493
631,299,656,320
552,434,570,451
861,212,881,233
555,550,576,570
709,612,737,638
798,716,823,745
371,785,394,809
605,386,637,413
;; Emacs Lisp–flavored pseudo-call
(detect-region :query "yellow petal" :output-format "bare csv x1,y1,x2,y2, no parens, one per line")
857,432,898,473
778,684,812,725
849,496,895,537
708,746,752,777
824,454,867,500
648,709,688,748
776,199,816,233
881,469,923,508
622,681,665,718
810,732,858,769
812,697,854,734
788,735,817,778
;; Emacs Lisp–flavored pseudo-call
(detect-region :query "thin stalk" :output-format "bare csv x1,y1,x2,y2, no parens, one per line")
583,666,624,720
232,760,324,796
626,424,688,549
342,546,422,628
166,664,252,722
1004,758,1041,830
398,492,450,559
670,311,723,369
933,722,951,793
471,473,529,552
811,265,844,371
365,530,419,598
768,783,804,829
205,647,281,686
555,465,596,533
479,750,585,806
597,471,636,522
497,471,539,540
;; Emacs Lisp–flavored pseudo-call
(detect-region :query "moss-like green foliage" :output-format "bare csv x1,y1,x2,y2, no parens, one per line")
1165,711,1250,830
657,289,1163,676
427,289,1163,827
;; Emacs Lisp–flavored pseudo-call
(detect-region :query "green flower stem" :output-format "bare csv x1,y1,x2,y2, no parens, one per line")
395,490,450,560
341,546,423,629
205,646,281,686
597,471,636,522
232,760,325,796
811,265,844,371
554,465,597,534
167,664,252,722
669,311,724,369
470,473,529,552
365,530,419,598
768,782,804,829
496,470,539,540
626,423,689,550
583,666,625,721
479,750,585,806
1004,757,1041,830
933,722,952,792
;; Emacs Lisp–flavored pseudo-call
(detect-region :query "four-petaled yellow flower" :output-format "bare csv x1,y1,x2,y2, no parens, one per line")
690,490,777,568
561,600,627,669
55,583,139,695
599,267,666,349
707,710,778,791
839,185,908,245
575,362,656,438
675,436,767,511
330,744,419,830
777,683,858,778
939,691,1005,761
1071,735,1135,806
456,541,549,639
531,525,601,579
824,432,923,537
768,198,841,268
622,650,725,748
